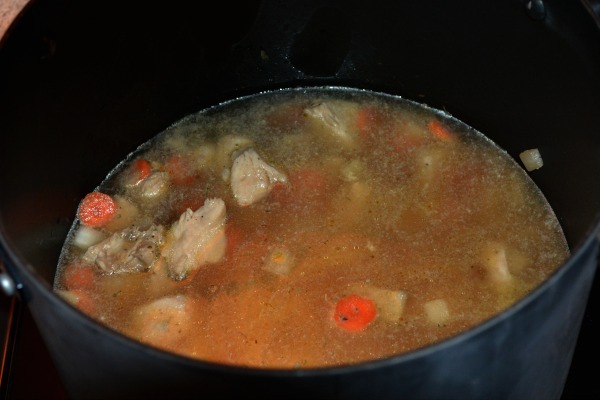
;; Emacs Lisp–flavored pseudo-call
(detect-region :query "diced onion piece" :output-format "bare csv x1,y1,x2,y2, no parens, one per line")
348,283,407,322
55,289,96,315
519,148,543,171
56,289,79,306
72,226,106,249
263,246,295,276
140,171,169,198
424,299,450,325
481,242,513,284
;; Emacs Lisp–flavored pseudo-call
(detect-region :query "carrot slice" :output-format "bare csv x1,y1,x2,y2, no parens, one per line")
69,289,97,316
428,120,453,141
334,294,377,332
133,158,152,181
78,192,116,227
166,154,196,185
356,106,383,136
122,158,153,187
63,264,95,290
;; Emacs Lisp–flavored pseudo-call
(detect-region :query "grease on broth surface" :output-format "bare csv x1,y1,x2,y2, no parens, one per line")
53,87,569,368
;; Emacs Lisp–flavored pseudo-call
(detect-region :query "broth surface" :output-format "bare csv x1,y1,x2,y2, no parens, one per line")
54,87,569,368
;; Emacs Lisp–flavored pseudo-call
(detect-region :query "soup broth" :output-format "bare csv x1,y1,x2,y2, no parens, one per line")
54,87,569,368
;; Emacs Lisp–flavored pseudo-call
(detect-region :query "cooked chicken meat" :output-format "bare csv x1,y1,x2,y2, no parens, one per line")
230,147,288,206
161,198,227,281
303,101,359,148
82,224,165,274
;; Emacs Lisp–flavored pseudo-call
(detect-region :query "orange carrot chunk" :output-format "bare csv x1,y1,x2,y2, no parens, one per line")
334,294,377,332
356,106,383,136
428,120,453,141
63,264,95,290
122,158,153,186
166,154,196,185
133,158,152,181
78,192,116,227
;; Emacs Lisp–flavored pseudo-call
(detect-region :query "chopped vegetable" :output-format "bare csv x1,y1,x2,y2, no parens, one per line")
123,158,153,187
348,283,407,322
139,171,169,198
356,106,383,136
57,289,97,315
519,148,543,171
334,294,377,332
166,154,196,185
424,299,450,325
78,192,117,227
428,120,453,141
481,242,513,284
72,225,106,249
263,246,295,276
63,264,95,290
133,158,152,180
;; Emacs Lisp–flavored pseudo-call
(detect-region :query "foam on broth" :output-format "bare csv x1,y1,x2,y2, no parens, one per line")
53,87,569,368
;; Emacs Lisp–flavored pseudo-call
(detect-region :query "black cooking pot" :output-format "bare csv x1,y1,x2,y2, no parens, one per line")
1,0,599,399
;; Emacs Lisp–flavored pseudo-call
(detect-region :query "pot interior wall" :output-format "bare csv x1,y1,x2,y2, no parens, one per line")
1,0,599,286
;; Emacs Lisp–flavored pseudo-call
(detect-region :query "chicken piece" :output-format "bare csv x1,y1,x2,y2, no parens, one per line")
162,198,227,281
230,148,287,206
348,283,407,322
82,224,165,274
303,101,360,149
